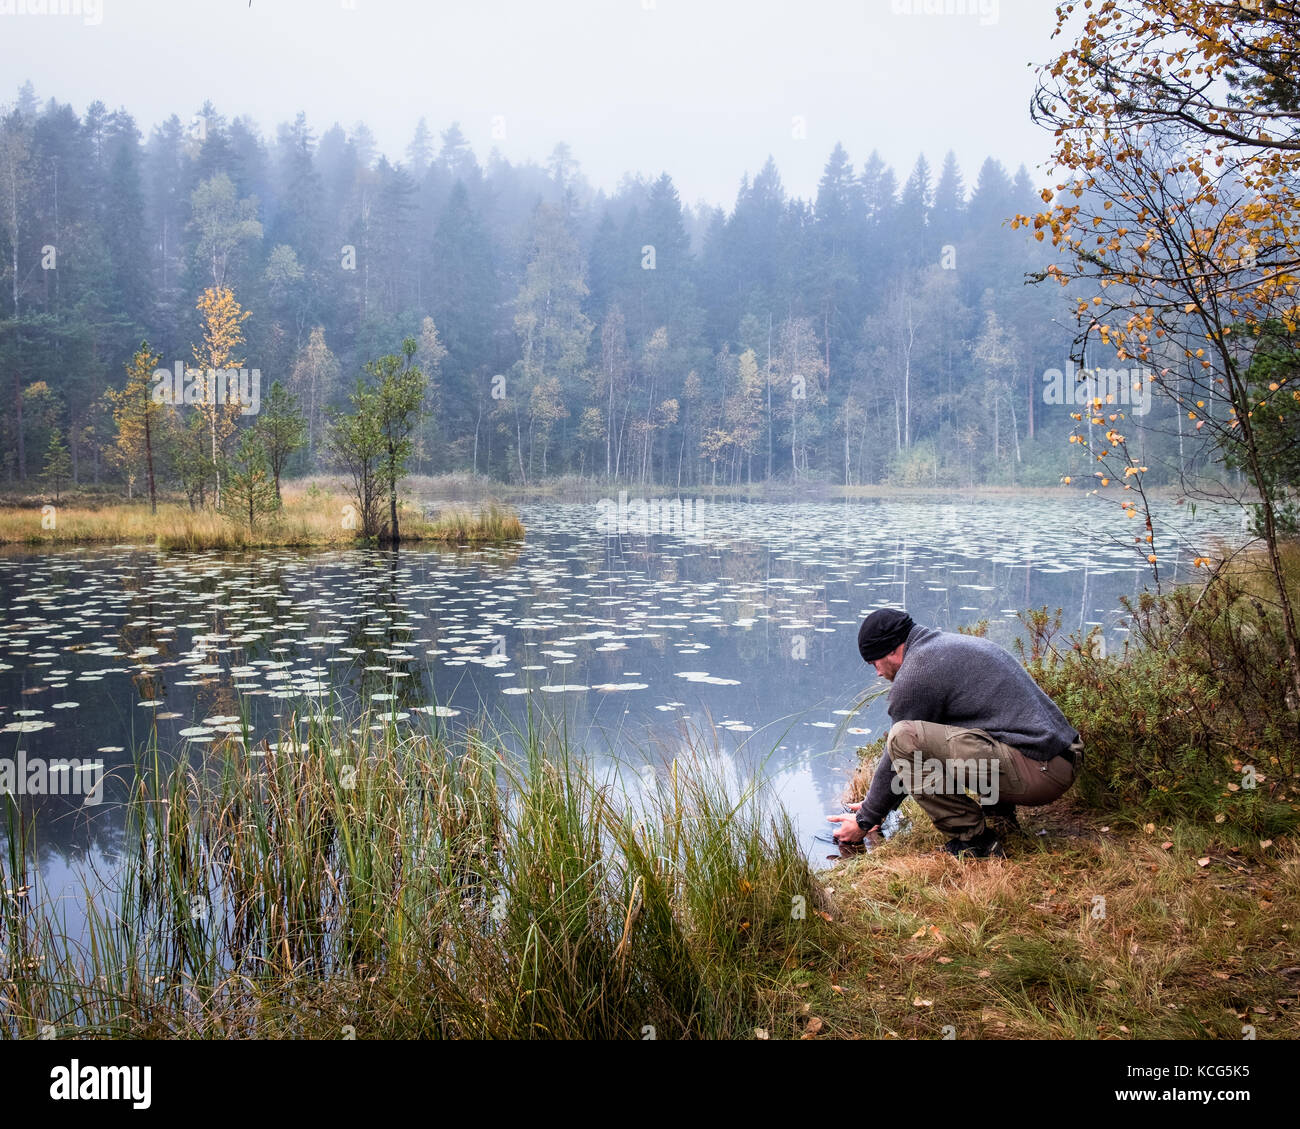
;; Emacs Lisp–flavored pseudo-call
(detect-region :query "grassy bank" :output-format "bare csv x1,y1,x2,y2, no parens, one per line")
0,488,524,549
807,799,1299,1038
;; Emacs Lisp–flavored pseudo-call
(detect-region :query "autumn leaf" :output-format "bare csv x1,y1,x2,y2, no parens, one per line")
801,1016,824,1039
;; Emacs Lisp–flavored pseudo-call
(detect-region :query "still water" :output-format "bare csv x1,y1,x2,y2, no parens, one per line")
0,495,1245,918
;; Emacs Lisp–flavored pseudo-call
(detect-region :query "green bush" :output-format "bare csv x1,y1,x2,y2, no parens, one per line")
1016,584,1299,835
887,440,956,488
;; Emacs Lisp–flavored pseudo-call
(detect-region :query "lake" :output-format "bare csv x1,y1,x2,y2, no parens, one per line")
0,494,1246,928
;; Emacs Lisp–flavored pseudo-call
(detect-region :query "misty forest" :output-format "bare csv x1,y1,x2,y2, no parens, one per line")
0,81,1195,494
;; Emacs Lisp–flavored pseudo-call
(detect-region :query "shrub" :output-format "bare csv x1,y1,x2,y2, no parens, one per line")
1016,582,1299,835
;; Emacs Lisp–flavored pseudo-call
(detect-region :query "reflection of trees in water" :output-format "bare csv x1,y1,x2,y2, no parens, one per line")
1,784,131,876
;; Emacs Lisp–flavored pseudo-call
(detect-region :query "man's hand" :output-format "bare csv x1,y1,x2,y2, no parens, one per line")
827,803,878,844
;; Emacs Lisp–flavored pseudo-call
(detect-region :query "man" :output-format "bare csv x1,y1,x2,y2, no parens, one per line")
827,608,1084,859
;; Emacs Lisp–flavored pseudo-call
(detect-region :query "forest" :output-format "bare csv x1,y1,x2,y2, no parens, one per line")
0,80,1203,494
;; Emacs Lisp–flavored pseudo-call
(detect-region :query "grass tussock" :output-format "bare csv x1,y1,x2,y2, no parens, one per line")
404,502,526,545
0,488,524,549
0,717,834,1039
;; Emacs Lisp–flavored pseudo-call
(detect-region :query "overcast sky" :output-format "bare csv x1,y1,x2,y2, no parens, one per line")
1,0,1064,210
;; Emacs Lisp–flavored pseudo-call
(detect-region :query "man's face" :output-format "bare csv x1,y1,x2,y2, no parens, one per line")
870,643,905,682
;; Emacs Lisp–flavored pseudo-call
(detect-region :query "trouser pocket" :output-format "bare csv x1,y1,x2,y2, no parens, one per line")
945,728,1020,803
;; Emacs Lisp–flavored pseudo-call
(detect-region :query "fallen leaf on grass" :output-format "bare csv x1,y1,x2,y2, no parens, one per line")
976,970,992,979
1161,841,1174,850
1197,857,1211,867
937,956,953,964
913,997,933,1007
801,1016,824,1039
911,926,927,940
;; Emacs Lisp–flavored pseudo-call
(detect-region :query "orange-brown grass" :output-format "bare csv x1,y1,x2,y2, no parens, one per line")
0,488,524,549
805,796,1299,1039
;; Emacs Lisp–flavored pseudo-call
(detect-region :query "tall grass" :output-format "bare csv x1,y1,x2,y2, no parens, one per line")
0,490,524,549
407,502,525,545
0,714,834,1039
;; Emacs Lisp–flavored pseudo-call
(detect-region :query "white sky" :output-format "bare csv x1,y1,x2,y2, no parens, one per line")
0,0,1064,209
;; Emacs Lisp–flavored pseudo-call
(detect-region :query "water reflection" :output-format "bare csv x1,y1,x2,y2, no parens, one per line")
0,496,1244,910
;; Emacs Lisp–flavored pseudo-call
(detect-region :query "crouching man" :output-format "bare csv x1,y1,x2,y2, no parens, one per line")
828,608,1084,858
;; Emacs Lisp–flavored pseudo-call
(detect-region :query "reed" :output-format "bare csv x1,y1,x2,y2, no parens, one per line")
0,710,835,1039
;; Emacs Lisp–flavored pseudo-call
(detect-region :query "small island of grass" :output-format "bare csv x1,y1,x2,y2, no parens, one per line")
0,486,524,550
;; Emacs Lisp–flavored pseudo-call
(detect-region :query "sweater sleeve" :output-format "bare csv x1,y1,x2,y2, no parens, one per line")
855,751,906,831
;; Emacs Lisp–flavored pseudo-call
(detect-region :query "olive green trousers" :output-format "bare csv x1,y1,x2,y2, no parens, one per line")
884,720,1084,841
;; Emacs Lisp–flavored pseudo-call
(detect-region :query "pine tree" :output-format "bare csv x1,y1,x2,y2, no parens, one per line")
219,428,278,533
406,117,434,177
42,428,72,504
255,380,306,503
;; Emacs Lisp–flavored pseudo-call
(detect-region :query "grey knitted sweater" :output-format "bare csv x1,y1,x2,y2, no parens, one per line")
855,623,1079,830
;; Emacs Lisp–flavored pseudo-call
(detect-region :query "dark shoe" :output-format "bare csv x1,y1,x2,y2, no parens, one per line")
984,801,1022,834
941,828,1005,859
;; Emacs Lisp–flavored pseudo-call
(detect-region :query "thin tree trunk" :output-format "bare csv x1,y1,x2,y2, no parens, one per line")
145,408,157,514
13,366,24,481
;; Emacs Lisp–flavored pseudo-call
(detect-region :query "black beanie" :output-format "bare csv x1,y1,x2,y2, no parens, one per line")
858,608,914,663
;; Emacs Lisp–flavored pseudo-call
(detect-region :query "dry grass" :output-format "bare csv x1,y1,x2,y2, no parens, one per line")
0,488,524,549
805,798,1300,1039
